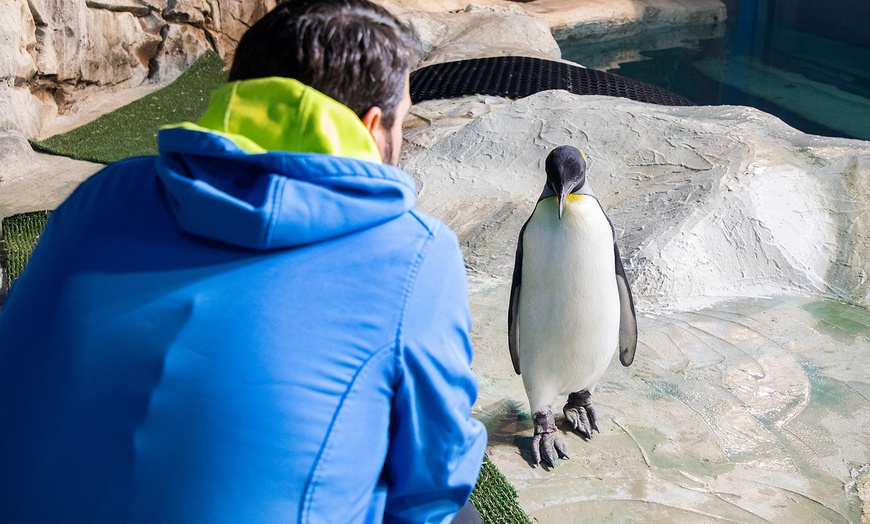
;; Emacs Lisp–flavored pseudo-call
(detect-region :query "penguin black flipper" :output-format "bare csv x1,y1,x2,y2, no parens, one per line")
507,218,529,375
613,240,638,366
599,207,637,366
581,200,637,366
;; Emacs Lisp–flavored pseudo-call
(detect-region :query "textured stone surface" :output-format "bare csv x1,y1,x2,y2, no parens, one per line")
392,4,561,66
381,0,726,37
151,22,211,82
206,0,277,59
402,91,870,522
0,131,99,221
0,0,38,84
0,81,55,139
0,0,276,140
0,0,724,141
862,475,870,524
163,0,211,26
29,1,153,85
404,91,870,310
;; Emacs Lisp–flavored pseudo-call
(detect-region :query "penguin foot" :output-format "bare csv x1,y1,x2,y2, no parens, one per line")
563,390,599,439
532,408,569,467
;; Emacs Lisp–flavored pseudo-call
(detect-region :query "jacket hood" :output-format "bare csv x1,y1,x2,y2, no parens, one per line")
155,77,416,250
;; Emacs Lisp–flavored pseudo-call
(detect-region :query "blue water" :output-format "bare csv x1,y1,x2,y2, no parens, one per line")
558,20,870,141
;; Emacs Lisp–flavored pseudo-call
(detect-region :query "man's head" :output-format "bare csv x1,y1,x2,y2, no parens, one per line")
229,0,420,165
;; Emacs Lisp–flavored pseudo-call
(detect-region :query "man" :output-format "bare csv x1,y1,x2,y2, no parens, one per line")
0,1,487,522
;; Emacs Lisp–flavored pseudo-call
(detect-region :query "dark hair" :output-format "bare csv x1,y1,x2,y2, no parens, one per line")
229,0,419,128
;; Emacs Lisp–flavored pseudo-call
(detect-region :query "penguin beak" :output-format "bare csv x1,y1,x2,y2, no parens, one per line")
558,192,567,220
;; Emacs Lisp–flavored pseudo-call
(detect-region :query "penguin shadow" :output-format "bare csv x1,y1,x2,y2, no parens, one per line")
512,435,539,468
477,399,539,467
477,398,532,442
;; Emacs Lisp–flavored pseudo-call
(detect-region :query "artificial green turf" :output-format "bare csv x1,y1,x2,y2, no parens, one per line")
32,50,228,164
472,455,532,524
1,210,51,288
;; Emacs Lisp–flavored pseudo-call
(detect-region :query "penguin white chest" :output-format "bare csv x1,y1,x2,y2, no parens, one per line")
518,195,620,410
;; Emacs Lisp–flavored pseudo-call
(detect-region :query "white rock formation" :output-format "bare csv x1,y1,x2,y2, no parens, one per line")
403,91,870,522
0,0,726,141
0,0,38,84
393,4,561,66
0,0,277,141
404,91,870,311
151,22,212,81
382,0,726,39
0,130,100,220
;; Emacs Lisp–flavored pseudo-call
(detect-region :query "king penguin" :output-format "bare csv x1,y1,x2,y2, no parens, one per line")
508,145,638,467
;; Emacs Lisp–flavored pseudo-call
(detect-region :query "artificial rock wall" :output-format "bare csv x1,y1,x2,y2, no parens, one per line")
0,0,728,140
0,0,276,138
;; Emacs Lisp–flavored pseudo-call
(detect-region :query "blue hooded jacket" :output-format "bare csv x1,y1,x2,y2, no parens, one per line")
0,77,487,523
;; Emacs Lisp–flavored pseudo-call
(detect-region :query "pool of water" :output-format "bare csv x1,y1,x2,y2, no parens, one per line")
558,18,870,142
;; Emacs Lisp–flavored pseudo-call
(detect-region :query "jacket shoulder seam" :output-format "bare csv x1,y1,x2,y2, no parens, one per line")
393,217,442,356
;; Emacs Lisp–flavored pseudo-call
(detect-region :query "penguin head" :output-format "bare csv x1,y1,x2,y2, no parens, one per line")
545,145,588,219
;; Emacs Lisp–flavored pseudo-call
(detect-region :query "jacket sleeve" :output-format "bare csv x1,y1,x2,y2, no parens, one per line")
384,221,488,524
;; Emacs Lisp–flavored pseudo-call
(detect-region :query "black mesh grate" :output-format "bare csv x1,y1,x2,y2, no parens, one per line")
410,56,695,107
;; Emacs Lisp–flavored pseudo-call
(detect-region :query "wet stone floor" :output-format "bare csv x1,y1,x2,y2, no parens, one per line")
468,274,870,522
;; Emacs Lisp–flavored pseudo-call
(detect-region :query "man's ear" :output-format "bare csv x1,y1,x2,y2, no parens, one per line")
361,106,386,161
361,106,383,133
